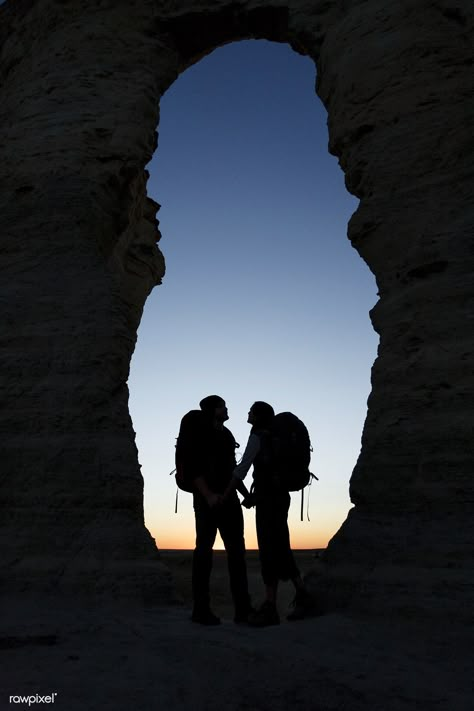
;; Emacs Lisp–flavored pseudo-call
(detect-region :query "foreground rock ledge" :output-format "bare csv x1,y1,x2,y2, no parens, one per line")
0,599,472,711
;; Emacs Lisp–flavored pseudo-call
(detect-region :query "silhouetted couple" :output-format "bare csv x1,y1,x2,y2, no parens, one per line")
188,394,313,627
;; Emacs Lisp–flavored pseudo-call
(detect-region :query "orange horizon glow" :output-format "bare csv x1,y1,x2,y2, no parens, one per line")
159,546,323,551
151,525,333,552
146,495,348,554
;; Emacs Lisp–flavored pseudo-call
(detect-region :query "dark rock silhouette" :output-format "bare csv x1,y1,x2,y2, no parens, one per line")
0,0,472,622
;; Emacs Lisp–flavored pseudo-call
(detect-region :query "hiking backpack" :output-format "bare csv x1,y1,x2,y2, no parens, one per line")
173,409,205,493
269,412,318,519
171,409,239,500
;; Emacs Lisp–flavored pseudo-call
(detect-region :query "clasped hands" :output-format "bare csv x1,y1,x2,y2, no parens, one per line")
206,491,256,509
241,492,256,509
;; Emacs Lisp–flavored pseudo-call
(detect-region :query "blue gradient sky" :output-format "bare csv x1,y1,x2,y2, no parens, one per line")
128,40,379,549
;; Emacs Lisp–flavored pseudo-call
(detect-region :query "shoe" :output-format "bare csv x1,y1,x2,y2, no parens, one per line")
191,609,221,626
234,606,256,625
248,601,280,627
287,589,314,621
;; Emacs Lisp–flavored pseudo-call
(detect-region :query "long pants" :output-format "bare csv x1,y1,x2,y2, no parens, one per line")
192,493,251,614
255,491,300,586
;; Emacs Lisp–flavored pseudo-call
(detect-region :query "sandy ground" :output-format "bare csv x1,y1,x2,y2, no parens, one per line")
0,551,472,711
162,549,319,620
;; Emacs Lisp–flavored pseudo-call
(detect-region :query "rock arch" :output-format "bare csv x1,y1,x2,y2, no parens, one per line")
0,0,472,614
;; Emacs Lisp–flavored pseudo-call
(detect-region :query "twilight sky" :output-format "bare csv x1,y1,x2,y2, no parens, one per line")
128,39,379,550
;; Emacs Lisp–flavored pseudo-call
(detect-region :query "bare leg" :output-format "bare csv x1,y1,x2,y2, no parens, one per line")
265,581,278,604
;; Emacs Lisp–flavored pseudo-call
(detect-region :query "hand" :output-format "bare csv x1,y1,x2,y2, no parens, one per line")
242,493,256,509
207,493,223,509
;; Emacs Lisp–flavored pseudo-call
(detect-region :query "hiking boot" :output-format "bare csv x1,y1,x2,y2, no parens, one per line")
248,601,280,627
234,605,256,625
287,589,314,621
191,609,221,626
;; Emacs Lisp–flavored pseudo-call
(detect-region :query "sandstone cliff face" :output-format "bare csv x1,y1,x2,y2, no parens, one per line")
0,0,472,613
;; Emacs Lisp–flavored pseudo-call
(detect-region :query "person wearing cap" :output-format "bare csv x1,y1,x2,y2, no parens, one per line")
191,395,253,625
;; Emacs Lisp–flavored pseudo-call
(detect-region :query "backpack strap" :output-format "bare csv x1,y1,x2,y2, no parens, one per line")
169,466,180,513
300,472,319,521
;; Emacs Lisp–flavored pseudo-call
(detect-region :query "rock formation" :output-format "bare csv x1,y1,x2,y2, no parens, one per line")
0,0,472,614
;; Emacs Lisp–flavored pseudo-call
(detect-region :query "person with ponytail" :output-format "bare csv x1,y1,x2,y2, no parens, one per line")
224,401,312,626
